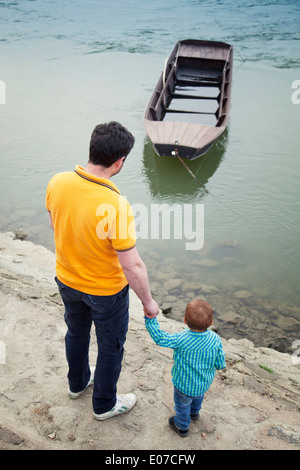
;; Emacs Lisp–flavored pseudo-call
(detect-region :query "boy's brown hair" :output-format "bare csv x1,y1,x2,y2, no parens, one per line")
184,299,213,331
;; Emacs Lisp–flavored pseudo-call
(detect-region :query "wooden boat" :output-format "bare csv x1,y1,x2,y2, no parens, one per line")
144,39,233,160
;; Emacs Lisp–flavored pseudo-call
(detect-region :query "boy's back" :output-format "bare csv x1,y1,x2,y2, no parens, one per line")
145,317,226,397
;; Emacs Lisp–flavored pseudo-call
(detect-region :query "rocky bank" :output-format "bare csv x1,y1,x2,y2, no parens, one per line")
0,231,299,451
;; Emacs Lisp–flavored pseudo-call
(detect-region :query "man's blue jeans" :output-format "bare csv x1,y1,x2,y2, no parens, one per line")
55,277,129,414
173,386,204,430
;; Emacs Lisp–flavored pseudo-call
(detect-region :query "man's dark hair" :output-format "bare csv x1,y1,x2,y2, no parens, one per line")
89,121,135,167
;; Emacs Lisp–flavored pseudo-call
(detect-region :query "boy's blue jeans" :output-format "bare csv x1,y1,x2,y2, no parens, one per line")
173,386,204,430
55,277,129,414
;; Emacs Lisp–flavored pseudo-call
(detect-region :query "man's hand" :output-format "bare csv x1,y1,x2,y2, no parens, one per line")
143,299,160,319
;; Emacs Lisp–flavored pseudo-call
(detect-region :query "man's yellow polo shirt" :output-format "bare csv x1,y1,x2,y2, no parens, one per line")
46,165,136,295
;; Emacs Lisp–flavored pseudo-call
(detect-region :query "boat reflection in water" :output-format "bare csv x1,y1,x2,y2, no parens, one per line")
142,128,228,200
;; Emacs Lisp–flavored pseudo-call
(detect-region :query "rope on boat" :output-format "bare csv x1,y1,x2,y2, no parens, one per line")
173,147,241,217
173,147,210,194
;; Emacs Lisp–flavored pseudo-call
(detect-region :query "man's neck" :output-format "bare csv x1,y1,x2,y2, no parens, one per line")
84,162,113,180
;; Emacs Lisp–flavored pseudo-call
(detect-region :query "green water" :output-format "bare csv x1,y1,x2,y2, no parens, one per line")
1,55,299,305
0,1,299,348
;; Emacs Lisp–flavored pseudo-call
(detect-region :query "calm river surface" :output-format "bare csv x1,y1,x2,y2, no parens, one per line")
1,0,299,349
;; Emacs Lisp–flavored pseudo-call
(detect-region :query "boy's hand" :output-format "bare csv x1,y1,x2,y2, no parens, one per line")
143,299,160,319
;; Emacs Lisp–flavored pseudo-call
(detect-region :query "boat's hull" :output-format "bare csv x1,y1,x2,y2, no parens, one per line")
153,139,217,160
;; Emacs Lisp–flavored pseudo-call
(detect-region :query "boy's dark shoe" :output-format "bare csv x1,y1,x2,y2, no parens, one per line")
168,416,189,437
190,413,199,421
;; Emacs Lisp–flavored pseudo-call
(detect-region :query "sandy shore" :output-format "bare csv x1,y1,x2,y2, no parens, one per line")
0,231,299,451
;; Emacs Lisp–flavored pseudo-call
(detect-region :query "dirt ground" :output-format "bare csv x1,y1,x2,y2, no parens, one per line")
0,232,299,452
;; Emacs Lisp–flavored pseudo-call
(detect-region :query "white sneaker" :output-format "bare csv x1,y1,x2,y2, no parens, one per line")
93,393,137,420
68,366,95,399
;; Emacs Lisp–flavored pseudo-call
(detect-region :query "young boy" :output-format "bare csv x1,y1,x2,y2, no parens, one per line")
144,299,226,437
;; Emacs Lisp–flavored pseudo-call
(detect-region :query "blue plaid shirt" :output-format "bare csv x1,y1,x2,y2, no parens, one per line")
145,317,226,397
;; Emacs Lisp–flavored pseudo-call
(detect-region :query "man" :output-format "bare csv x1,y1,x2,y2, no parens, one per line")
46,121,159,420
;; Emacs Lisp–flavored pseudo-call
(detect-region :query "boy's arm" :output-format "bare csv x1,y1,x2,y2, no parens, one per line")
145,316,180,349
215,345,226,370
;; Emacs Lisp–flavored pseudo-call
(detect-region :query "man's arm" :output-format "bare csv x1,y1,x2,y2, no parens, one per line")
48,211,54,231
117,247,159,318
